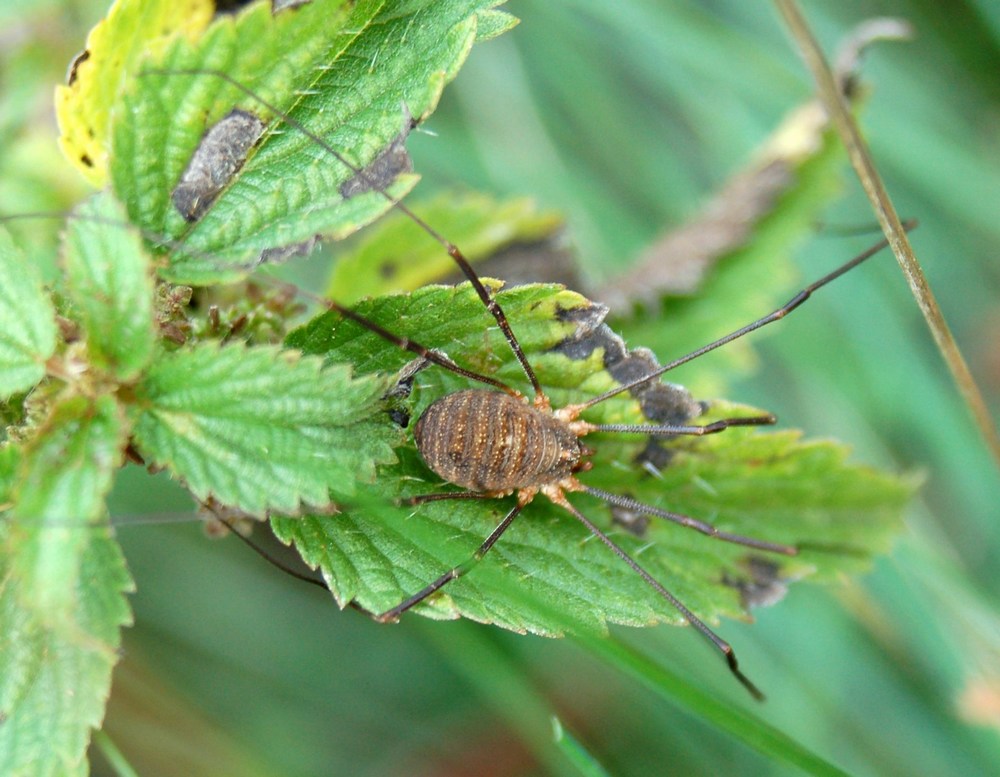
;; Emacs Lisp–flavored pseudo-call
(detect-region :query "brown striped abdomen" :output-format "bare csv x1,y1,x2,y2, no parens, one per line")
414,390,583,492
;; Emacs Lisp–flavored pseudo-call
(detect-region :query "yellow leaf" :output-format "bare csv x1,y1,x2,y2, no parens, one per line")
54,0,214,187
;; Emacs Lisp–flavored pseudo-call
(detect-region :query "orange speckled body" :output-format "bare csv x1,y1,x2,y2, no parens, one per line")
414,389,585,493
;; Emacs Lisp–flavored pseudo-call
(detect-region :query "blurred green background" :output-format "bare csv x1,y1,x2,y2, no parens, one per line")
2,0,999,774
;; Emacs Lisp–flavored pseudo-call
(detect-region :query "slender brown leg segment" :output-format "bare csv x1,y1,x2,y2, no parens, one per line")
581,486,797,555
589,414,777,436
124,69,920,703
374,503,524,623
553,494,765,701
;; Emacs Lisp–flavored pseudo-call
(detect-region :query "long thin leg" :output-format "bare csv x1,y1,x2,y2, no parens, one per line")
588,413,776,436
0,211,523,396
581,486,797,555
551,493,764,700
374,502,524,623
204,510,330,591
576,223,915,412
319,296,520,396
143,68,546,401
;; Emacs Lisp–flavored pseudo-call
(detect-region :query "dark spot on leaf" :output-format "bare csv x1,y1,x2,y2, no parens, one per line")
388,409,410,428
272,0,313,11
610,495,651,536
723,557,789,609
80,154,93,168
339,110,416,199
171,108,266,222
66,49,90,85
257,236,319,266
378,261,397,279
553,307,702,427
634,439,674,471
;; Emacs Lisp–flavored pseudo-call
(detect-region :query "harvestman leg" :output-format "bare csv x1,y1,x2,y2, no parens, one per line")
380,487,767,700
135,69,913,700
373,501,525,624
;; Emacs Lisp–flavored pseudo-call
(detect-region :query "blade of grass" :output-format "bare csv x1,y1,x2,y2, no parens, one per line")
551,716,612,777
413,620,584,777
773,0,1000,471
92,731,140,777
579,634,851,777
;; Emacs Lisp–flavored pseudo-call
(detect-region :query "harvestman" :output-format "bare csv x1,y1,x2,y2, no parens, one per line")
144,70,910,699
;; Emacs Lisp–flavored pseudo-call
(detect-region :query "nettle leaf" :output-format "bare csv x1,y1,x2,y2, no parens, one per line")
54,0,216,186
0,226,58,398
326,191,562,304
61,191,156,381
277,284,914,635
0,395,132,776
0,443,18,506
109,0,514,283
131,341,401,517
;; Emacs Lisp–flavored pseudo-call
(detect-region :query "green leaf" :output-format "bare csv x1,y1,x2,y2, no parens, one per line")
110,0,513,283
473,7,519,41
326,191,563,303
0,226,57,398
276,283,914,635
0,395,132,776
0,531,133,777
131,341,401,517
62,191,156,381
6,395,126,619
0,443,19,507
54,0,216,186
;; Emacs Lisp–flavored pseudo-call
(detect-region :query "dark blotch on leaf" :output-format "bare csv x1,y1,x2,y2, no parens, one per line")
258,236,319,266
66,49,90,85
339,113,415,199
610,495,651,536
171,108,266,222
554,304,703,426
724,557,790,610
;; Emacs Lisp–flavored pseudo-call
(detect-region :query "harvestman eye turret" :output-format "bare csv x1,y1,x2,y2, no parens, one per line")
141,68,911,700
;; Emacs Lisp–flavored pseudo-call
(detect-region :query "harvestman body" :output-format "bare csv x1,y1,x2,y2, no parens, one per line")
132,70,910,699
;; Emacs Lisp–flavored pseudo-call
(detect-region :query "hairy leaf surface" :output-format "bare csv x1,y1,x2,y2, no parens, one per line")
62,191,156,381
107,0,515,282
0,227,57,398
277,284,914,634
0,395,132,776
132,342,401,517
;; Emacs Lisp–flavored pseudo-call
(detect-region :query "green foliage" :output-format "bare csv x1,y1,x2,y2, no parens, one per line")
131,342,400,516
62,191,156,381
54,0,216,187
279,283,912,634
326,191,562,303
0,396,132,777
0,227,57,397
2,0,960,774
108,0,515,283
